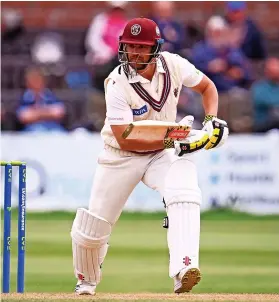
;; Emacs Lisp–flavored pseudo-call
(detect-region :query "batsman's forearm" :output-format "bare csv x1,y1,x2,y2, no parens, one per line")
202,82,218,116
119,139,164,152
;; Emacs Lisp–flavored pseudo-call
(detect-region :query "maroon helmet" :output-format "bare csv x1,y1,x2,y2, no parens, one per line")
118,17,164,68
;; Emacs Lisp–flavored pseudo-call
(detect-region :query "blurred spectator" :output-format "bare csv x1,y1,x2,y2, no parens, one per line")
225,1,266,61
1,8,25,43
191,16,251,92
17,67,66,132
1,105,22,131
31,32,65,64
177,89,204,129
85,1,128,91
184,22,204,50
251,58,279,132
151,2,185,55
65,70,92,90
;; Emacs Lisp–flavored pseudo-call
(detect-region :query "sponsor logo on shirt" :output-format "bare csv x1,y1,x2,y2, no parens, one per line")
108,117,124,121
132,105,148,116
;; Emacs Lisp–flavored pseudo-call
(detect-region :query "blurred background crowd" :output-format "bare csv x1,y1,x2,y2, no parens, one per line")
1,1,279,134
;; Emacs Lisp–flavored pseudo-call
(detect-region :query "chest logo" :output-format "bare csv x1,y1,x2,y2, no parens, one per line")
132,105,148,116
174,87,179,98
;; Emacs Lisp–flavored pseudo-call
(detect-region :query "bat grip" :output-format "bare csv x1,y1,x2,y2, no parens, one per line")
187,129,207,137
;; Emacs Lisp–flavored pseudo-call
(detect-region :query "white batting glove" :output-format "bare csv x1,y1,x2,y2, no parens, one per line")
178,115,194,127
174,130,209,156
163,115,194,149
202,115,229,150
174,115,229,156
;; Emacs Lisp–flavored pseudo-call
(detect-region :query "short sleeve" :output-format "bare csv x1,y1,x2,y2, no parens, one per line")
174,54,203,87
105,80,133,125
16,90,35,117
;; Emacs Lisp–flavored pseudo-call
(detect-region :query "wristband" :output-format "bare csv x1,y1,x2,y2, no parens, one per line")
204,114,216,123
163,138,175,149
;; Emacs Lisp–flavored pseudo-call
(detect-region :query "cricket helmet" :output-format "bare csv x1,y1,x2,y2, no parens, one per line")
118,17,164,66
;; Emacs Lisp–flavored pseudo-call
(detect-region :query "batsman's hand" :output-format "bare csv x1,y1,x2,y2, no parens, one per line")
174,115,229,156
178,115,194,127
174,130,209,156
163,115,194,149
202,115,229,150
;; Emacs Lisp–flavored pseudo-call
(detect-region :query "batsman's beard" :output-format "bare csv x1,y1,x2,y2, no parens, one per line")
129,55,156,75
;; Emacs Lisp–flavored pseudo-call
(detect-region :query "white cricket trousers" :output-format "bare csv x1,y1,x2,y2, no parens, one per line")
88,145,200,225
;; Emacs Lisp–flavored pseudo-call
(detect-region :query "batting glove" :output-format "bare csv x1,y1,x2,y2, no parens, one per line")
174,115,229,156
202,115,229,150
163,115,194,149
174,130,209,156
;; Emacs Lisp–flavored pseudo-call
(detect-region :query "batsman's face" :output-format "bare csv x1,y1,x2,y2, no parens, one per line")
126,44,153,70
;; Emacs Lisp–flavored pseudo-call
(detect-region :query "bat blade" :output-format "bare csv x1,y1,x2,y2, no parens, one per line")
122,121,191,141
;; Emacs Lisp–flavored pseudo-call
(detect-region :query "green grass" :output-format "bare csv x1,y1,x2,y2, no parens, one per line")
2,210,279,294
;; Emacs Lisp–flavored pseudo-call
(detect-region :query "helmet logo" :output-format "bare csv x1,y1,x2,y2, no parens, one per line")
156,26,160,36
131,24,141,35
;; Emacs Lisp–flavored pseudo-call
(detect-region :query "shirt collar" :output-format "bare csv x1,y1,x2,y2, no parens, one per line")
127,57,165,84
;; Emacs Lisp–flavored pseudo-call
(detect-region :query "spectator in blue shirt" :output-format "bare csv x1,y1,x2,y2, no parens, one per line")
151,2,185,55
252,58,279,132
191,16,251,92
225,1,266,61
17,67,66,132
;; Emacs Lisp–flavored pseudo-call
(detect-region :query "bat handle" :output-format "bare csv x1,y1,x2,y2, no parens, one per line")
187,129,207,137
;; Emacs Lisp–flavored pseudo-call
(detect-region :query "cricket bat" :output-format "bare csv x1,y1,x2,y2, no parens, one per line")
122,121,192,141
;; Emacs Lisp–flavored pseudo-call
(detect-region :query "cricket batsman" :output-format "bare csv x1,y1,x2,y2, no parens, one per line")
71,17,229,295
